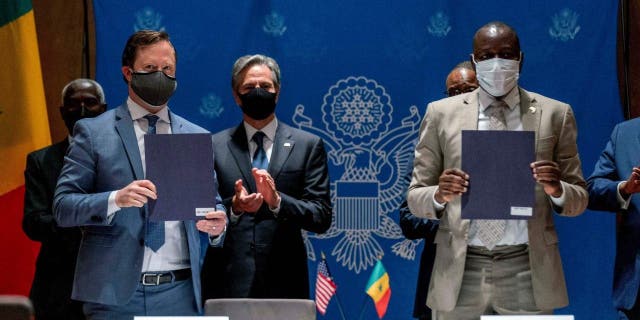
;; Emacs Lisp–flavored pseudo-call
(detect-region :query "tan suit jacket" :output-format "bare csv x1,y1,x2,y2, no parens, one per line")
407,88,588,311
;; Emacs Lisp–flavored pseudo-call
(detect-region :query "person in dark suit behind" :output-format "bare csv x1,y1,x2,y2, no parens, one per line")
23,78,107,320
586,119,640,319
202,54,332,300
400,61,478,320
53,30,227,319
407,22,588,319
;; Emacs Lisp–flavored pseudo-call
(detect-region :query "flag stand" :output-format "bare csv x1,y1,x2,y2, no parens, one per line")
356,294,370,320
333,289,348,320
317,252,347,320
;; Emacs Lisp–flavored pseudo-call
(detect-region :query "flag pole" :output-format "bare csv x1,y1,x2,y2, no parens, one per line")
358,255,377,320
357,294,370,320
359,254,385,320
322,252,347,320
333,291,348,320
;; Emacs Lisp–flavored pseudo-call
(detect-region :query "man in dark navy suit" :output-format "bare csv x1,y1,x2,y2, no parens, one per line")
202,54,332,300
23,78,106,320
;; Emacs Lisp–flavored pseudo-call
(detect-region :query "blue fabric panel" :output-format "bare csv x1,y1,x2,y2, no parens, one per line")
94,1,621,318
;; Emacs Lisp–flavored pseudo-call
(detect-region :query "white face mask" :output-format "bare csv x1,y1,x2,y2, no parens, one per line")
473,56,520,97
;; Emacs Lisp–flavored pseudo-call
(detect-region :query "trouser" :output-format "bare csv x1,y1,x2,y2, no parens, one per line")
435,244,552,320
83,276,197,320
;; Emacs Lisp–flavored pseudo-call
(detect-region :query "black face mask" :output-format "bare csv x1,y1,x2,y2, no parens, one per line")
130,70,177,107
62,106,104,133
239,87,277,120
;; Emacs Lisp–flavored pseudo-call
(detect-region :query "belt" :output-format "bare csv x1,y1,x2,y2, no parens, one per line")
141,268,191,286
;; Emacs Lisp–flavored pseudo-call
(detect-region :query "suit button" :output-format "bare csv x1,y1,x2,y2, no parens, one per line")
90,215,103,222
139,239,144,246
250,243,255,249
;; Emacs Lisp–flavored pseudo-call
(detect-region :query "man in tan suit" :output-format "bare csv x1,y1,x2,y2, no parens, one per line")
407,21,588,319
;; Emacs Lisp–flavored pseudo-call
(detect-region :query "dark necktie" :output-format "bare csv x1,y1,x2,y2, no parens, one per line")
143,114,164,252
252,131,269,170
471,100,509,250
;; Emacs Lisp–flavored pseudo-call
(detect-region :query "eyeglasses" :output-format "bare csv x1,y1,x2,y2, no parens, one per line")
445,86,478,97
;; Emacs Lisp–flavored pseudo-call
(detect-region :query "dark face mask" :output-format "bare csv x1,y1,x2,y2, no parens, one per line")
239,87,277,120
130,70,177,107
61,106,105,133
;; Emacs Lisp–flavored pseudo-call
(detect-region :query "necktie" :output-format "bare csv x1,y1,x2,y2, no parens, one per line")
143,114,164,252
252,131,269,170
471,100,509,250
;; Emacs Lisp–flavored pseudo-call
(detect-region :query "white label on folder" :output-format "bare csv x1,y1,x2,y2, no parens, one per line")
195,208,216,216
511,206,532,217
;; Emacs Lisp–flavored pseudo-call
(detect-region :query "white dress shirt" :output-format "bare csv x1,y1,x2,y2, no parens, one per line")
244,118,277,164
107,98,190,272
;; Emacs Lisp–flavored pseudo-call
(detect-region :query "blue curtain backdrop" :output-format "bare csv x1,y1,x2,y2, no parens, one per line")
94,1,622,319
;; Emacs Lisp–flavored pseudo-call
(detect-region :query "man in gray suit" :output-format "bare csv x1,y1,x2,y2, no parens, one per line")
407,21,588,319
54,30,227,319
202,54,332,300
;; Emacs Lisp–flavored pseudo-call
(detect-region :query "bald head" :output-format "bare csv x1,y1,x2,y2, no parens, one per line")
472,21,521,62
62,79,105,104
445,63,478,97
60,78,107,133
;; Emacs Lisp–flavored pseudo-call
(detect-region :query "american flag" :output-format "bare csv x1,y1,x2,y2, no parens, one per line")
315,257,337,315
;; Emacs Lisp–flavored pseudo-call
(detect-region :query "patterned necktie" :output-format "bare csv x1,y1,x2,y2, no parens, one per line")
471,100,509,250
143,114,164,252
252,131,269,170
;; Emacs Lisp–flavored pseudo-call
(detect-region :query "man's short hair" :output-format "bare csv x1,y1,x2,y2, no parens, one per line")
231,54,281,91
455,60,474,71
121,30,175,68
61,79,106,104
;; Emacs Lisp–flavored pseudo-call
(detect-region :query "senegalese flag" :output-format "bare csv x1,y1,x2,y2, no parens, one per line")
365,259,391,319
0,0,50,295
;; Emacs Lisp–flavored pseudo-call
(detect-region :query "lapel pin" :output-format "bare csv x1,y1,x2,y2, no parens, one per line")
529,106,536,114
284,142,292,147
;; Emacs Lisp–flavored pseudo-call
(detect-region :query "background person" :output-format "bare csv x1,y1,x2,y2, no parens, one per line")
23,78,106,320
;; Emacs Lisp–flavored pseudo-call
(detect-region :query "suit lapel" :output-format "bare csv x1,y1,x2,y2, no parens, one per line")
269,123,295,180
519,88,540,141
114,104,144,180
168,110,183,134
519,89,542,165
228,124,256,192
519,89,542,231
52,139,69,173
461,91,479,130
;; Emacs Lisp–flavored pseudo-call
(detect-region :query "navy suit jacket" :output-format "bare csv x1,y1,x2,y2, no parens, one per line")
53,104,222,313
202,121,331,299
23,139,84,320
587,117,640,310
399,199,438,319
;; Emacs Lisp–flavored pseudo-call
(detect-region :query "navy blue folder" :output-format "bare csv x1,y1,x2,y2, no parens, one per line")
461,130,535,220
145,133,216,221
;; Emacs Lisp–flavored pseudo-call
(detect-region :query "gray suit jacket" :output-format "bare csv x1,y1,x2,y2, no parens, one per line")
407,88,588,311
53,104,222,313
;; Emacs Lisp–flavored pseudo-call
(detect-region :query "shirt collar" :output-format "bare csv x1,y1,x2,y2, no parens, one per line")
127,97,170,123
244,117,278,143
478,86,520,111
